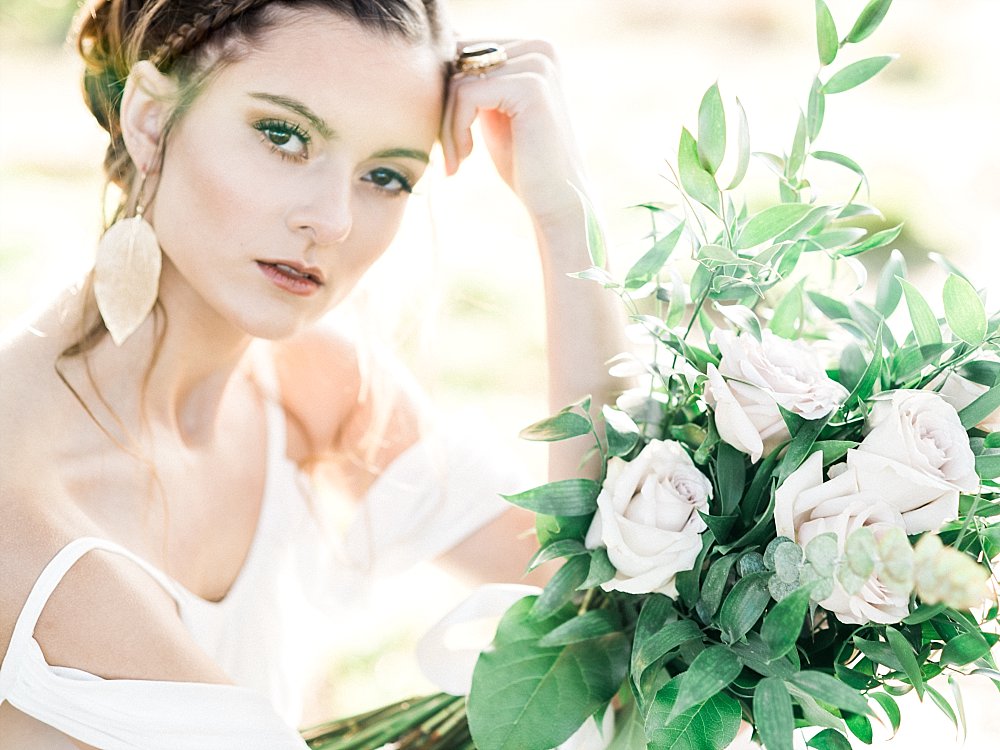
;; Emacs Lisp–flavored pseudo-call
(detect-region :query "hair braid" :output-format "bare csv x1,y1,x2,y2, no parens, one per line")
150,0,269,68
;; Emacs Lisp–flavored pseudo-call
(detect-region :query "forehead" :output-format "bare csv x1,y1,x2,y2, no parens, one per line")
198,9,445,144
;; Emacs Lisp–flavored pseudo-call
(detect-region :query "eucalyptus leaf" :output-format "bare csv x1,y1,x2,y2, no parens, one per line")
808,291,851,322
815,0,839,66
871,692,901,733
770,280,805,338
754,677,795,750
823,55,896,95
698,82,726,175
679,127,721,214
810,150,868,187
875,250,906,317
726,98,751,190
847,0,894,44
838,223,903,258
718,572,771,643
571,184,607,268
898,279,942,347
625,222,685,289
761,584,812,659
735,204,814,250
943,273,987,345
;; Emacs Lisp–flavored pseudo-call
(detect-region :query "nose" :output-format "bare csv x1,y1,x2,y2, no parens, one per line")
287,174,353,246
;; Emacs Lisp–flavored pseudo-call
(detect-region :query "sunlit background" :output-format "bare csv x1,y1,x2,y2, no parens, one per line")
2,0,998,747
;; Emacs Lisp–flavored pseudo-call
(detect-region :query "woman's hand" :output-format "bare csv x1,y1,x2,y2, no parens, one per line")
441,39,587,228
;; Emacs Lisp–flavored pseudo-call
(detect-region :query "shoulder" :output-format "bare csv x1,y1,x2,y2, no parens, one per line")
0,500,230,687
267,321,431,493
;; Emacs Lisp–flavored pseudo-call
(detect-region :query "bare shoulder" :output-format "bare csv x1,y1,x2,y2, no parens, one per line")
269,322,431,493
0,499,231,687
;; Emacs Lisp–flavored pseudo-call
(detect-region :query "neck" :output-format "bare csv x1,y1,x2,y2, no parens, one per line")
55,270,259,446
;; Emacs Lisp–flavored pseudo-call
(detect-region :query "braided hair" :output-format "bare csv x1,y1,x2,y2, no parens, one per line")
74,0,450,220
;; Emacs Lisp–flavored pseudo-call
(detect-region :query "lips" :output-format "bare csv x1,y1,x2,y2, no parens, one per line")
256,260,325,296
257,260,325,285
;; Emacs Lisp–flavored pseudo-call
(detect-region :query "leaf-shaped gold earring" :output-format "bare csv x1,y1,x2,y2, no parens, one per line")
93,185,162,346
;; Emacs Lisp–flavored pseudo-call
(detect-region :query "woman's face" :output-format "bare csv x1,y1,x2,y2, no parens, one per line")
147,9,444,339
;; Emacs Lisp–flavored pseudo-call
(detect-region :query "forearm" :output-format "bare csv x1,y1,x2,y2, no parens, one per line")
534,203,627,481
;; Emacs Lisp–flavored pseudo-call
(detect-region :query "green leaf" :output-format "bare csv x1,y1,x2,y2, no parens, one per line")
718,572,771,643
844,712,874,744
811,440,856,465
806,729,853,750
839,223,903,258
530,554,590,620
572,185,606,268
679,127,721,214
631,619,702,684
899,279,943,347
698,82,726,175
761,584,812,659
538,609,621,647
815,0,839,66
568,265,620,288
941,631,992,666
841,325,883,407
823,55,896,95
926,684,958,731
943,273,987,345
503,479,600,516
469,599,629,750
885,626,925,698
807,76,826,140
809,291,851,322
777,412,831,484
959,384,1000,429
606,699,646,750
754,677,795,750
716,442,746,516
847,0,894,44
770,280,806,338
788,111,808,177
527,539,587,572
789,671,872,716
666,646,743,722
578,546,616,590
624,221,685,289
602,405,640,458
875,250,907,317
519,411,593,441
699,554,740,620
735,204,814,250
902,602,947,625
810,150,868,188
646,676,742,750
535,513,590,546
871,692,901,733
726,98,751,190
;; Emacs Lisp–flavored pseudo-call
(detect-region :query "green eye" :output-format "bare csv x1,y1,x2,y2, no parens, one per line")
363,167,413,195
253,119,310,158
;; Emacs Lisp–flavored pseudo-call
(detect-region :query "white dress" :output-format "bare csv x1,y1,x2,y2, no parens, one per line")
0,351,517,749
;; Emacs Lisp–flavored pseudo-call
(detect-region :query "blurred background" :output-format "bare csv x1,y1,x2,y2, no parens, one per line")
2,0,998,747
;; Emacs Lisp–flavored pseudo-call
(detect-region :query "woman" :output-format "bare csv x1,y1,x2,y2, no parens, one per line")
0,0,623,747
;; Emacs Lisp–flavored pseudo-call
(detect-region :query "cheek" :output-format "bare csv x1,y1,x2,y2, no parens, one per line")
149,125,277,259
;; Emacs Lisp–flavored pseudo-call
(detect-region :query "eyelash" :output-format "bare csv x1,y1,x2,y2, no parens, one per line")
252,118,415,196
253,119,310,160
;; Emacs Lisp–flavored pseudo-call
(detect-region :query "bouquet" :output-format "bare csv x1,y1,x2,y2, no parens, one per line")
305,1,999,747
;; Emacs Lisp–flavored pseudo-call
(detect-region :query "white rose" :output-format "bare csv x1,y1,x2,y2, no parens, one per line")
585,439,711,597
703,330,848,462
853,390,980,533
928,371,1000,433
775,452,910,625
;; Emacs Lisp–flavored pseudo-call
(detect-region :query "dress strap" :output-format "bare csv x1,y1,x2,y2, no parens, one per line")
6,537,185,669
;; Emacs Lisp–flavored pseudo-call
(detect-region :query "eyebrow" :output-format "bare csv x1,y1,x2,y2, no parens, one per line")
249,92,430,164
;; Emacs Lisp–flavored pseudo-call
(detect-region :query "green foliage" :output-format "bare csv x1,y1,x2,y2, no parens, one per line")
467,2,1000,749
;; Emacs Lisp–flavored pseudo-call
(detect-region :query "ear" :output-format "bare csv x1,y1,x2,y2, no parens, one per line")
119,60,178,174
